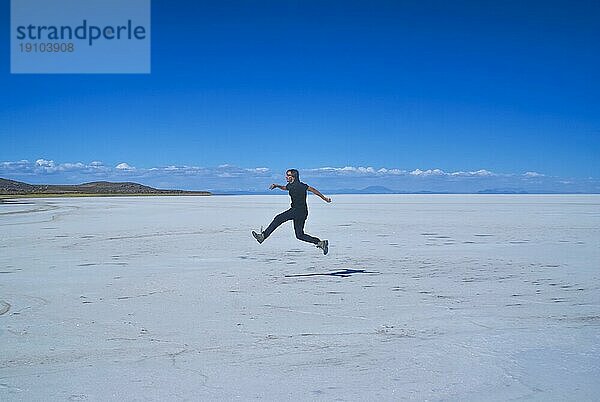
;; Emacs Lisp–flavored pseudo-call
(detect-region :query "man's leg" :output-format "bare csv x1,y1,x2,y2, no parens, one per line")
293,212,320,245
263,209,295,240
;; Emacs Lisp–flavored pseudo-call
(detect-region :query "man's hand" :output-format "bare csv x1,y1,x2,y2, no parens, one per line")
269,184,276,190
325,197,332,203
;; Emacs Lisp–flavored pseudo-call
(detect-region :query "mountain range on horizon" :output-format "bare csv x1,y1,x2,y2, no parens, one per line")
216,185,563,195
1,177,593,197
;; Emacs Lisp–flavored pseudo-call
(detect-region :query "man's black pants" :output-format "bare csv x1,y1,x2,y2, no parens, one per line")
263,208,320,244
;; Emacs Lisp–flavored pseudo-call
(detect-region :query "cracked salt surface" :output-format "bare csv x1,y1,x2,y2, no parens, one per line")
0,195,599,400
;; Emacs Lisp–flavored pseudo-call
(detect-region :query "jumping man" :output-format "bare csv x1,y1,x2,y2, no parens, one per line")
252,169,332,255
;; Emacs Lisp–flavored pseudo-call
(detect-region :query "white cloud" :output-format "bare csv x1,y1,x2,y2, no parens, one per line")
450,169,496,177
250,167,270,173
405,168,498,177
1,160,31,171
36,159,56,168
523,171,544,177
60,162,85,171
301,166,501,178
308,166,389,176
1,159,113,175
377,168,405,175
308,167,342,173
410,168,446,176
115,162,135,170
33,159,60,173
471,169,495,176
0,160,509,180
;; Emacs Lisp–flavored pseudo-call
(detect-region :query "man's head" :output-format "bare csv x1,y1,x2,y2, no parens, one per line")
286,169,299,183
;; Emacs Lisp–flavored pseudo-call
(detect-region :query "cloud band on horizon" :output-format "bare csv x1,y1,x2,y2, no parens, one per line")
1,159,597,193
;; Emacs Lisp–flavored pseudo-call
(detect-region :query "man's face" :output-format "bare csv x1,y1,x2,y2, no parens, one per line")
285,171,295,183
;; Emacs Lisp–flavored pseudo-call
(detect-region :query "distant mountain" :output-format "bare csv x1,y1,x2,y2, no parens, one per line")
220,186,457,195
328,186,454,194
357,186,396,194
476,188,578,194
325,186,397,194
218,186,400,195
0,178,211,196
215,190,272,195
477,188,530,194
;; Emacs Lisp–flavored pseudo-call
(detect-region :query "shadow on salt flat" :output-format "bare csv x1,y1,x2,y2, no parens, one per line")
284,269,379,278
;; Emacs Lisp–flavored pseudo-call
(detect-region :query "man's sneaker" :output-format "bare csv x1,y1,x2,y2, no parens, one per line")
252,230,265,244
317,240,329,255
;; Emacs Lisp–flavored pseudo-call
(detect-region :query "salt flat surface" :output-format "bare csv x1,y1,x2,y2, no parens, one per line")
1,195,599,401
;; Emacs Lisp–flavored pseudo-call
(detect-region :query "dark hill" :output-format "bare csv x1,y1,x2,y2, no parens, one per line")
0,178,211,196
0,178,36,193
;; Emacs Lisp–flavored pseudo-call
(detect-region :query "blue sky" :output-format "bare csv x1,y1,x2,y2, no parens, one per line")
1,1,599,192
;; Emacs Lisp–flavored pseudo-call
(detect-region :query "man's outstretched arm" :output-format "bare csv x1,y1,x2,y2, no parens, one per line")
308,186,332,203
270,184,287,190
